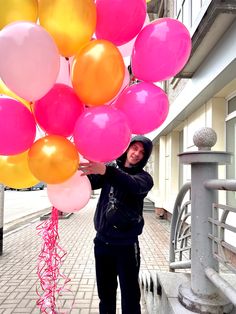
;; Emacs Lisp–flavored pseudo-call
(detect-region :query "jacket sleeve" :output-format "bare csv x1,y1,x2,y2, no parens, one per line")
104,166,153,195
87,174,106,190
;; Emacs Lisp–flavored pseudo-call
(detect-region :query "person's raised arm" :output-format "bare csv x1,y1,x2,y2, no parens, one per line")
79,161,106,176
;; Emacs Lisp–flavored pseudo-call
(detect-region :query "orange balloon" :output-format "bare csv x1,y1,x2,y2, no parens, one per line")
72,40,125,106
38,0,96,57
0,151,39,189
28,135,79,184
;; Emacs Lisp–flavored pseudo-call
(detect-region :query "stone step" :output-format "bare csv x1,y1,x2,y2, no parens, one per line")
144,198,155,211
140,271,236,314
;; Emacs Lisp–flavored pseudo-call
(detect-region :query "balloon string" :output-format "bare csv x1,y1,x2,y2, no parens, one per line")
36,207,71,313
29,101,34,113
65,57,71,79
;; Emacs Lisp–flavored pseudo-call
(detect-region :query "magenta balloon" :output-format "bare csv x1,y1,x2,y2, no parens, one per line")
73,106,131,162
114,82,169,134
131,18,192,82
47,171,92,213
33,84,85,137
118,13,150,57
0,21,60,101
0,97,36,155
95,0,146,46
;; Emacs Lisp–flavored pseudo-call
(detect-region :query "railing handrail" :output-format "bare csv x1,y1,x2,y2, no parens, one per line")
205,267,236,306
169,181,191,269
174,128,235,311
204,179,236,191
170,179,236,307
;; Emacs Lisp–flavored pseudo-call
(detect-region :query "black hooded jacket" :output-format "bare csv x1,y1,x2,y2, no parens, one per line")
88,136,154,245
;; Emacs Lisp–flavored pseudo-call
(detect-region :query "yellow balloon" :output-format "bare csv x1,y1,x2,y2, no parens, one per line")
0,0,38,30
0,79,32,111
38,0,97,57
0,151,39,189
28,135,79,184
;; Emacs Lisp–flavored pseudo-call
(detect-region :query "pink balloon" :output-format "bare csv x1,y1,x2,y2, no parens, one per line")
73,106,131,162
56,56,73,87
118,14,150,57
131,18,192,82
114,82,169,134
33,83,85,137
0,22,60,101
0,96,36,155
95,0,146,46
47,171,92,213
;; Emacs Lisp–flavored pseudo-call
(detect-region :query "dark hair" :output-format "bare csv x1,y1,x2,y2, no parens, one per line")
127,65,133,75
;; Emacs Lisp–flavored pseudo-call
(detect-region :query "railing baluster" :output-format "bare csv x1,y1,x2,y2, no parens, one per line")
176,127,234,312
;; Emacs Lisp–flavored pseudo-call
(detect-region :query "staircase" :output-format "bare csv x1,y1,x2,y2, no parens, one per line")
143,198,155,211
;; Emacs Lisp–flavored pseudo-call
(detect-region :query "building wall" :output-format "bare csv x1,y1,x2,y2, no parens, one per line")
148,1,236,215
149,95,229,213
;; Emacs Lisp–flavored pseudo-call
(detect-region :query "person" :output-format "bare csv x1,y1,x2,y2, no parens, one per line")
79,135,153,314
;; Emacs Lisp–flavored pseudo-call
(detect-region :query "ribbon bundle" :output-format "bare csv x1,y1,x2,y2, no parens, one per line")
36,207,70,313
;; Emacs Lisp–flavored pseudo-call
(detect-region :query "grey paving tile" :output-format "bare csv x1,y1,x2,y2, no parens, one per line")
0,198,170,313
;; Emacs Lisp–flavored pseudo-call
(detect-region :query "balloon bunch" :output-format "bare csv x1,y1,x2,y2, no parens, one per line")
0,0,192,211
0,1,192,313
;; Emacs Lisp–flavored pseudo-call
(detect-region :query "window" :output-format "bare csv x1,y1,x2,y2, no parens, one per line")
179,130,184,188
228,96,236,115
192,1,203,25
175,0,204,29
226,95,236,206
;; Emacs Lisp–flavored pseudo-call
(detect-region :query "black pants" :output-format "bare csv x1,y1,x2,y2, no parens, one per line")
94,238,141,314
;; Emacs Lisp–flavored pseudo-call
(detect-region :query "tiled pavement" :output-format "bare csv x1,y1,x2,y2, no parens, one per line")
0,196,170,314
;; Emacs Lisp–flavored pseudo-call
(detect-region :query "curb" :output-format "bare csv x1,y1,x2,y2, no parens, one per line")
3,194,100,235
3,207,52,235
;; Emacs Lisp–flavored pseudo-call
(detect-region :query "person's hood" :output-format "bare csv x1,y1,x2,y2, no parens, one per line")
116,135,153,171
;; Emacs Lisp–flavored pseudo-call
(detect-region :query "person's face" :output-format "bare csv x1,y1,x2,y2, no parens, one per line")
125,142,145,167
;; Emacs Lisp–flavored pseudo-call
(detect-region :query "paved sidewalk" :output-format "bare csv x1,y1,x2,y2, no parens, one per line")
0,197,170,314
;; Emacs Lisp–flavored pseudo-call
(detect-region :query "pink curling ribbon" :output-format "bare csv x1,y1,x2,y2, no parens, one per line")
36,207,70,313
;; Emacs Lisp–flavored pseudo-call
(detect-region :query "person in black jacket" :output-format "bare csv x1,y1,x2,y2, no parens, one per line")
79,135,153,314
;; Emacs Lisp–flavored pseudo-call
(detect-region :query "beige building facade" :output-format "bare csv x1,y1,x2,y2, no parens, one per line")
147,0,236,214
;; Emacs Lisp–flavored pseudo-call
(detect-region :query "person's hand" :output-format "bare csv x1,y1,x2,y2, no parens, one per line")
79,161,106,176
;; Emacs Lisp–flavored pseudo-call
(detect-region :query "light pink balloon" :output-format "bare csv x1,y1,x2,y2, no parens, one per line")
118,14,150,57
56,56,73,87
131,18,192,82
114,82,169,134
95,0,146,46
47,171,92,213
73,106,131,162
106,66,130,105
0,21,60,101
0,96,36,155
33,83,85,137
